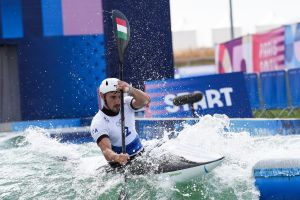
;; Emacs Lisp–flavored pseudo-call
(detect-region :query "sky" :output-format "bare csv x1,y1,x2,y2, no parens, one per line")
170,0,300,47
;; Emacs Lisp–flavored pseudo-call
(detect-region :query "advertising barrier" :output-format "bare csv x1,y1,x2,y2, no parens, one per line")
216,35,253,73
285,23,300,69
144,72,252,118
253,27,285,72
260,70,288,109
215,25,300,73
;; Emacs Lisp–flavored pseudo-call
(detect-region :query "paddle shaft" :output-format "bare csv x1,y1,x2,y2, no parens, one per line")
119,62,126,154
119,60,128,200
112,10,130,200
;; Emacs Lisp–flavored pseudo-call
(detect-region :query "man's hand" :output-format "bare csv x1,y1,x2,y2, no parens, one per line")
115,153,130,165
98,138,130,165
117,80,131,93
117,80,150,109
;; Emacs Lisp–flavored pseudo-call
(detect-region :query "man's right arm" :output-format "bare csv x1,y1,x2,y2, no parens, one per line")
98,137,130,165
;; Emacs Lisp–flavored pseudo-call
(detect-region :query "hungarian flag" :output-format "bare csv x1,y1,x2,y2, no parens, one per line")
112,10,130,64
116,17,128,40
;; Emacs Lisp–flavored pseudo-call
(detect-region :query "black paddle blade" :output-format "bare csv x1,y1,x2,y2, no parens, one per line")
112,10,130,64
173,92,203,106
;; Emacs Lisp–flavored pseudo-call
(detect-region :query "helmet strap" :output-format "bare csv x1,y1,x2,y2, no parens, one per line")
103,94,109,109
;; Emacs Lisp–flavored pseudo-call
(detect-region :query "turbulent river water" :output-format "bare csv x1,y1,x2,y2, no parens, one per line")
1,115,299,199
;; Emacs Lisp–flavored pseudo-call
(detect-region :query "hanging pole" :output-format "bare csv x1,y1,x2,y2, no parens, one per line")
229,0,235,40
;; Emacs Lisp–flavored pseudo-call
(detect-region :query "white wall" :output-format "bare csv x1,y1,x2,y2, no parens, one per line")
212,27,242,45
172,30,198,51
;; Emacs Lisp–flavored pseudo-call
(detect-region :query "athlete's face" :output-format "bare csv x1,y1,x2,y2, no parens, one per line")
104,92,121,113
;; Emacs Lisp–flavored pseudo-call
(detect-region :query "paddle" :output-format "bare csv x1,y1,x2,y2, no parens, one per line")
112,10,130,200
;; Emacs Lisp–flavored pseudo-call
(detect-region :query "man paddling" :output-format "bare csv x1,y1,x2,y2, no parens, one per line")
90,78,150,166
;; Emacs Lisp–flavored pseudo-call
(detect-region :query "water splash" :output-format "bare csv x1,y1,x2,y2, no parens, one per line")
154,114,300,199
1,116,300,199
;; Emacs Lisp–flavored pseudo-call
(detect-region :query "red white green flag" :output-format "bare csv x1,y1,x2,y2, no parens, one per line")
116,17,128,40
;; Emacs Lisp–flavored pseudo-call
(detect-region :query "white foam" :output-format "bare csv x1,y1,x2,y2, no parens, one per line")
2,117,300,199
146,114,300,199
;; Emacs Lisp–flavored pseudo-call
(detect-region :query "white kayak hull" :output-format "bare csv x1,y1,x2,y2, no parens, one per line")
165,156,224,182
102,155,225,183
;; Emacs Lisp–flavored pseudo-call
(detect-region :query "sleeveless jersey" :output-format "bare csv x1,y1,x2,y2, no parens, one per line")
90,96,143,156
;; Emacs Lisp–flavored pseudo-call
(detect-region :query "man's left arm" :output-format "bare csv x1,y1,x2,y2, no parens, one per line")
118,81,151,109
128,86,151,109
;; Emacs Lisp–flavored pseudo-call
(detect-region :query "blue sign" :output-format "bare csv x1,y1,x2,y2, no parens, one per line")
144,72,252,118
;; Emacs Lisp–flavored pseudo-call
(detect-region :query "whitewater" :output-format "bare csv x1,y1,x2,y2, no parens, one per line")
1,114,300,199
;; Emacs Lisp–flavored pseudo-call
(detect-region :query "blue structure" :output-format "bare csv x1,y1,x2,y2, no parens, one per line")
260,70,288,110
254,159,300,200
18,36,106,120
145,72,253,118
243,69,300,117
288,68,300,108
0,0,23,38
0,0,174,121
244,73,261,110
102,0,174,89
255,175,300,200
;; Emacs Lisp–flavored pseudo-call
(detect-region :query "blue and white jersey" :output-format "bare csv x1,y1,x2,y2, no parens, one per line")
90,96,143,156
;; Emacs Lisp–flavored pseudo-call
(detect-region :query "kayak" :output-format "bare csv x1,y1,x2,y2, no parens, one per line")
163,156,225,182
101,154,225,183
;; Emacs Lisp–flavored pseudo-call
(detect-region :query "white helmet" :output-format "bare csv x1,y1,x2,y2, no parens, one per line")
99,78,119,94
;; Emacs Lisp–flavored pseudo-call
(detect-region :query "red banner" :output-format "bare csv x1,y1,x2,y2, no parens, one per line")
253,27,285,72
